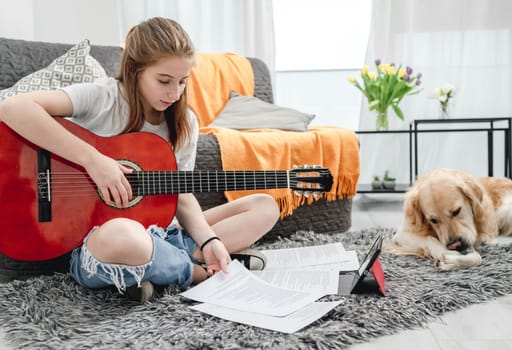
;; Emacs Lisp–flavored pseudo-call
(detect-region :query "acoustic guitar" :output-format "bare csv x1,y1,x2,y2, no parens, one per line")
0,118,333,261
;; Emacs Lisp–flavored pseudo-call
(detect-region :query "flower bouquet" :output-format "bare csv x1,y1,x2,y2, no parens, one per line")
430,83,455,119
349,59,422,130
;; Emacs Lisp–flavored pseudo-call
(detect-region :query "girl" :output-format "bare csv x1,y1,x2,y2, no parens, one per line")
0,17,280,302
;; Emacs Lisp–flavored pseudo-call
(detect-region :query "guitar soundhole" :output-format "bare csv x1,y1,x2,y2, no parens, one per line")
98,159,144,209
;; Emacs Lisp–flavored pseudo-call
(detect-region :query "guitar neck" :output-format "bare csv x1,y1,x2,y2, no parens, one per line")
127,170,290,195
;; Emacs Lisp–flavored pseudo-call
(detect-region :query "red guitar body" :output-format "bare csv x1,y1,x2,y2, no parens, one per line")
0,119,178,261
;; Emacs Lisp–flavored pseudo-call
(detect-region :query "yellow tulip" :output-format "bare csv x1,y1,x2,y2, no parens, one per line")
398,68,406,78
387,65,395,75
363,65,369,74
368,72,377,80
348,76,355,84
379,63,389,72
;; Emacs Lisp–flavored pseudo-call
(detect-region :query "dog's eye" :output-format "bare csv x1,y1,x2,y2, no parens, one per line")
430,218,439,225
452,207,461,217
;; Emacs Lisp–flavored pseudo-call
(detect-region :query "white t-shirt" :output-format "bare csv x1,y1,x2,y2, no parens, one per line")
60,77,198,171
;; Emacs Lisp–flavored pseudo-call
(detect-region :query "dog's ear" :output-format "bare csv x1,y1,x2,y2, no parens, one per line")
457,172,485,220
404,188,427,229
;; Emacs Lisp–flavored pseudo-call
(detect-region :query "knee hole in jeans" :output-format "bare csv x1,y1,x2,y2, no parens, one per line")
86,218,153,265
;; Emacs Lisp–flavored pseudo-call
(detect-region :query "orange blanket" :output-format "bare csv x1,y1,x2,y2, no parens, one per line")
187,52,255,127
200,126,360,218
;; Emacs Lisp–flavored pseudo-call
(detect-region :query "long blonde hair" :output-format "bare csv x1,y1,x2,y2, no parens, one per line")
117,17,195,150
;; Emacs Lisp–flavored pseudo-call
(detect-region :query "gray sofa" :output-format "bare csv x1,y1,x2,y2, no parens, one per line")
0,37,353,278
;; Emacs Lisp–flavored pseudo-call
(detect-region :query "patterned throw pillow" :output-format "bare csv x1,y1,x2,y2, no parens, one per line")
0,39,107,101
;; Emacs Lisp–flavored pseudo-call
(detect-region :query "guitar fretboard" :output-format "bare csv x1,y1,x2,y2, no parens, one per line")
127,170,290,195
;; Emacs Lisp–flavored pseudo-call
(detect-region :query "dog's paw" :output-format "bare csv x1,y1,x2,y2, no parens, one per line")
435,251,462,271
435,250,481,271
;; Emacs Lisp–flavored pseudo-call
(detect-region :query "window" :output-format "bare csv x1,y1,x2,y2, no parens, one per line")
273,0,372,71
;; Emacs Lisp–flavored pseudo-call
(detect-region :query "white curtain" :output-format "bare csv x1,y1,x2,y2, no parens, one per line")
0,0,145,46
359,0,512,185
144,0,275,73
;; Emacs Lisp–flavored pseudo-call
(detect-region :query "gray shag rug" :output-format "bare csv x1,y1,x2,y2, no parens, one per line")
1,228,512,350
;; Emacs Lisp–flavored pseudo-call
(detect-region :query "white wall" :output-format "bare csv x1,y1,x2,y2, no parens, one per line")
274,69,363,131
0,0,34,39
0,0,144,45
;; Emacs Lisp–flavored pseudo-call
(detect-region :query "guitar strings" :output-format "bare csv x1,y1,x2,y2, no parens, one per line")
38,170,323,197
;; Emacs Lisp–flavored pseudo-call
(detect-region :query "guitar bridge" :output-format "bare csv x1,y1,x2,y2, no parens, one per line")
37,150,52,222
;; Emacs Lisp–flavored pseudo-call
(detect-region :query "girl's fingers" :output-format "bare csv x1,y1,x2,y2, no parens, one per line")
220,257,230,273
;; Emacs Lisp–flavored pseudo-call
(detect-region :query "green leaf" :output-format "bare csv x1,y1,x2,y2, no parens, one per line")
391,104,404,120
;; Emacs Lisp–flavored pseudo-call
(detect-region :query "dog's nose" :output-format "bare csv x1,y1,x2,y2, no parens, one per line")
447,237,462,250
447,237,470,252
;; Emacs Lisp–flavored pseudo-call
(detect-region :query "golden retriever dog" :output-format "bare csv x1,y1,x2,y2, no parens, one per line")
387,168,512,271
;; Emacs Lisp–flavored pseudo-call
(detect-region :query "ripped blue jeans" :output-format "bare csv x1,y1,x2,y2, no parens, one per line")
69,224,197,293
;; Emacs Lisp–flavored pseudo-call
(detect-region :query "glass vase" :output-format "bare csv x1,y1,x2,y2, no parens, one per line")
439,103,450,119
376,109,389,131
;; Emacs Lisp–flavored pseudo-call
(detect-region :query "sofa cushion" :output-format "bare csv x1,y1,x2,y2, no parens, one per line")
210,91,315,132
0,39,106,101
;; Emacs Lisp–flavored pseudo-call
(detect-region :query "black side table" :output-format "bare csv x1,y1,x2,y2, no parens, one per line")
355,117,512,194
413,117,512,179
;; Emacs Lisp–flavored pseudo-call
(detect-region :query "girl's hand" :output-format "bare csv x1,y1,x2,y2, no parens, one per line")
201,239,231,276
84,153,133,208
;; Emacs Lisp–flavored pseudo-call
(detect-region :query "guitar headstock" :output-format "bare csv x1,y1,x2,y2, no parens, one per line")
289,165,333,197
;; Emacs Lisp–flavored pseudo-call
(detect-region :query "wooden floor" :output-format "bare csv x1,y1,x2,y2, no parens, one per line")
349,194,512,350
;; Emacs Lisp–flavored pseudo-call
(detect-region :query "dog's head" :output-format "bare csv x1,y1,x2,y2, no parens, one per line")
404,169,487,251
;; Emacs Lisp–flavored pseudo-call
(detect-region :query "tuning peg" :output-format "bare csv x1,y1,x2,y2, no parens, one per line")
294,190,303,196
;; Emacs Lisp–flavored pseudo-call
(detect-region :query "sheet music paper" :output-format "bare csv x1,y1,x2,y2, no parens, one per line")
181,260,325,317
250,243,358,295
191,301,342,334
184,243,359,332
252,269,340,295
261,242,359,271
